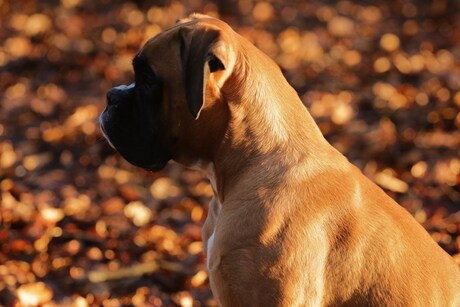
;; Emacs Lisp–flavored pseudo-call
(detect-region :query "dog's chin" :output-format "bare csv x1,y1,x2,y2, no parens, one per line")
100,129,170,172
107,143,170,172
108,140,170,172
141,160,169,172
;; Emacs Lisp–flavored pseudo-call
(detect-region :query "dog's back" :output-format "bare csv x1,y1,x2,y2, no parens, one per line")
320,164,460,306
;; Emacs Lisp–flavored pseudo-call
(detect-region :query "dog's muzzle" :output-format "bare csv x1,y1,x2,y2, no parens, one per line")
99,82,172,172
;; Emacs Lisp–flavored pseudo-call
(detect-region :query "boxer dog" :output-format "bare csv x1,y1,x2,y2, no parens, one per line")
100,14,460,306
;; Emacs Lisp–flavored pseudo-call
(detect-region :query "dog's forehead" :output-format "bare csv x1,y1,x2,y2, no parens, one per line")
135,26,183,76
139,15,229,55
136,17,228,76
139,26,181,56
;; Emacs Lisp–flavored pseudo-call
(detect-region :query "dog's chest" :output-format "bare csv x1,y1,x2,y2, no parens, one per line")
206,231,215,269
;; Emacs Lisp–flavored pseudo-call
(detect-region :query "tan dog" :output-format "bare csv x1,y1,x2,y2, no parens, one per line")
100,14,460,306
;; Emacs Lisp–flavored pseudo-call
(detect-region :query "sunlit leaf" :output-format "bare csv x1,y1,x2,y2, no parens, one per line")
16,282,53,306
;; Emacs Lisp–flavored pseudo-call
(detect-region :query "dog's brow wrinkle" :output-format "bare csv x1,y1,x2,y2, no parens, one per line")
132,54,139,65
132,55,143,70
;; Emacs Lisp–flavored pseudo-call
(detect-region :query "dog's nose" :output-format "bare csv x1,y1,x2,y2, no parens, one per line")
107,83,135,106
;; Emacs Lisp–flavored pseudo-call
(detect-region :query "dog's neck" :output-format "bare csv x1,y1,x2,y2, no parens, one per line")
210,38,339,203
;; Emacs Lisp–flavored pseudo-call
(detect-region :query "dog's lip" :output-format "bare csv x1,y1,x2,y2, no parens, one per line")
99,116,117,150
99,106,170,171
142,161,168,172
100,122,168,171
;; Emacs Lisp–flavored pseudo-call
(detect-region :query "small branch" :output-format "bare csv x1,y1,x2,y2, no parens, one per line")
85,260,186,283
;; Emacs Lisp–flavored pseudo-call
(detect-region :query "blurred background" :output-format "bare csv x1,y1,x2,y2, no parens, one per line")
0,0,459,306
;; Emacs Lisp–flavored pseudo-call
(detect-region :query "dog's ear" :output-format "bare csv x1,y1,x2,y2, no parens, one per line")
179,27,226,119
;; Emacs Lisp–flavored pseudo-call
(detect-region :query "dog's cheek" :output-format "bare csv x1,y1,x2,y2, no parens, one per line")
135,85,178,167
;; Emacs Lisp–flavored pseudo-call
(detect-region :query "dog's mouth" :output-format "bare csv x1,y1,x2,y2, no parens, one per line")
99,107,172,172
142,160,169,172
99,114,116,150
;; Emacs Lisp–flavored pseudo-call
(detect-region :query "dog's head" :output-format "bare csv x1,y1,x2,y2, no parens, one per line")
100,14,237,171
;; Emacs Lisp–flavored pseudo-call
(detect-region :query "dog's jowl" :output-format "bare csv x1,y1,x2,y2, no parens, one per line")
101,14,460,307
